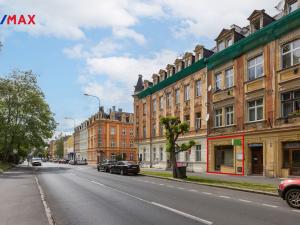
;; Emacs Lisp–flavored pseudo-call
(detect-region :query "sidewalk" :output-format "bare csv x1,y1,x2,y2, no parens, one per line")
141,168,281,185
0,165,49,225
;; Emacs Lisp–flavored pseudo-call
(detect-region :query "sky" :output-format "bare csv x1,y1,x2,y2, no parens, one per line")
0,0,280,135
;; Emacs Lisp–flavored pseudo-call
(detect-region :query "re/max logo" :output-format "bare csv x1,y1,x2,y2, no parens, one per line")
0,15,35,25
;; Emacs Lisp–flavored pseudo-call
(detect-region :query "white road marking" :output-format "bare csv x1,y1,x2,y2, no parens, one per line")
176,187,185,190
151,202,213,225
159,183,165,186
218,195,230,199
292,209,300,213
35,176,55,225
238,199,252,203
189,189,198,192
89,180,213,224
202,192,212,195
262,203,278,208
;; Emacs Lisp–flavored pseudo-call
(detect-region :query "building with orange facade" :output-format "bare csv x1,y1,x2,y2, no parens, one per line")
75,106,136,165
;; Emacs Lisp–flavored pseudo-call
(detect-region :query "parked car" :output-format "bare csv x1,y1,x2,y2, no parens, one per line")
278,178,300,209
59,159,67,164
97,160,116,172
77,159,88,165
31,158,42,166
68,160,75,165
109,161,140,175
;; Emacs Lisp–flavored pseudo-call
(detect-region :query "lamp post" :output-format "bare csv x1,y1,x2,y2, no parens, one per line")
64,117,76,163
84,93,102,164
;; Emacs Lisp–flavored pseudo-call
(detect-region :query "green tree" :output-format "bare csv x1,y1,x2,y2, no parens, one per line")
0,70,56,163
160,116,195,178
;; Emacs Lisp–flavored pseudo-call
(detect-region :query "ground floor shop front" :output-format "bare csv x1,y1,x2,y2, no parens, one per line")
207,128,300,177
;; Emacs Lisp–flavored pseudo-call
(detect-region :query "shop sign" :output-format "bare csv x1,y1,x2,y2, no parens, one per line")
232,139,241,146
283,142,300,149
248,143,263,148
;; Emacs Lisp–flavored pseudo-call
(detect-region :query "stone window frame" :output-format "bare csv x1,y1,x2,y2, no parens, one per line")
247,98,264,122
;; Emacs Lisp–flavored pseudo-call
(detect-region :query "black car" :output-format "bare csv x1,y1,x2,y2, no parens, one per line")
97,160,116,172
109,161,140,175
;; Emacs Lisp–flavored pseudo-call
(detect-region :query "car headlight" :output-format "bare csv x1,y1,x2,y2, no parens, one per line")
280,180,285,185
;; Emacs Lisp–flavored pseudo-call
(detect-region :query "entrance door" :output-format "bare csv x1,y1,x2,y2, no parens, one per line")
291,150,300,176
252,147,263,175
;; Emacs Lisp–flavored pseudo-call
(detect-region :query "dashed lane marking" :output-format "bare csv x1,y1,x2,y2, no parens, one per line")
238,199,252,203
202,192,212,195
89,180,213,225
218,195,230,199
262,203,278,208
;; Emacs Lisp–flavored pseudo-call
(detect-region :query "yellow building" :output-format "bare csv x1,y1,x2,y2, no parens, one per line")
63,135,74,160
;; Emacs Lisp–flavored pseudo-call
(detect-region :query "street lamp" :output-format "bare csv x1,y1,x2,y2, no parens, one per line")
64,117,76,163
84,93,101,112
83,93,103,164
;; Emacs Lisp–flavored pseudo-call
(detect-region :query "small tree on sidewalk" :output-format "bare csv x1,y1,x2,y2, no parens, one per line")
160,116,195,179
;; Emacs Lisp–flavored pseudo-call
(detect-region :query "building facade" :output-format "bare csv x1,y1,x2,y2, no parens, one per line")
63,135,74,160
75,107,137,165
134,1,300,177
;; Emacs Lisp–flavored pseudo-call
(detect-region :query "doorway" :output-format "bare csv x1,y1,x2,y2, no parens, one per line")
291,150,300,175
251,146,263,175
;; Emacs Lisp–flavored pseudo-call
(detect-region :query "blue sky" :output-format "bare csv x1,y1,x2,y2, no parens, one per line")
0,0,279,135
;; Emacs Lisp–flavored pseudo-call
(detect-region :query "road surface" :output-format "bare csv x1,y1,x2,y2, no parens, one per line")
31,163,300,225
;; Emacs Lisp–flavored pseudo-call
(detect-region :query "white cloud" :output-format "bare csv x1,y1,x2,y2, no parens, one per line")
113,27,146,45
156,0,280,39
86,49,178,85
0,0,163,42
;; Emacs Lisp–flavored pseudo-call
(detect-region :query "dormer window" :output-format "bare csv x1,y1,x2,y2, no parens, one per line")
227,38,233,47
288,0,298,13
197,52,203,60
252,19,261,32
218,41,225,52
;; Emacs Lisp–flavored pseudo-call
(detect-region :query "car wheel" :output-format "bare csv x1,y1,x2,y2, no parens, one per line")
97,167,100,172
286,188,300,209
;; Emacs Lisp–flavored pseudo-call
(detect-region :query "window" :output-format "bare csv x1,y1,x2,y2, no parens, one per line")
195,145,201,161
153,148,156,161
110,127,115,135
195,80,202,97
185,151,190,162
184,85,190,101
122,128,126,135
215,73,222,91
130,128,133,136
282,39,300,69
227,38,233,47
225,106,234,126
175,89,180,104
248,99,263,122
218,41,225,52
225,68,234,88
195,112,201,130
159,124,164,136
215,108,223,127
111,139,116,147
152,99,156,113
184,115,190,126
121,140,126,148
281,90,300,117
143,126,146,138
252,19,261,32
143,149,146,161
98,127,102,134
248,54,263,80
143,103,147,115
111,153,116,161
152,123,156,137
217,146,234,167
166,93,171,107
130,140,134,148
288,1,298,13
160,147,163,161
130,153,134,161
159,96,164,110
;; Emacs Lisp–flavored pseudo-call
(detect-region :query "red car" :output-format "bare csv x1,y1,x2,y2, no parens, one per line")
278,178,300,209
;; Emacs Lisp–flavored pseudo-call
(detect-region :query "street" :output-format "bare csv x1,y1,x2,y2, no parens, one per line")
6,163,297,225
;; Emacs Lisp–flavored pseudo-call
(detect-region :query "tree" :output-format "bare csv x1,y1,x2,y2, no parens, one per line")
0,70,57,163
160,116,195,178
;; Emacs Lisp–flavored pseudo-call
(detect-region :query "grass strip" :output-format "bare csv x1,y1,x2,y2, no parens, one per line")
140,171,277,193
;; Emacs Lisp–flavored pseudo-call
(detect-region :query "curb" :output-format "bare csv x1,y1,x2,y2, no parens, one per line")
140,174,278,197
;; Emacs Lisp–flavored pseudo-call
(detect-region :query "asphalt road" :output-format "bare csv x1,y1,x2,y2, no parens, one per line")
34,163,300,225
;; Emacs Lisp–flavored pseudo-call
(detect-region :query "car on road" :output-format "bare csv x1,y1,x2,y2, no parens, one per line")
97,160,116,172
31,158,42,166
109,161,140,175
278,178,300,209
